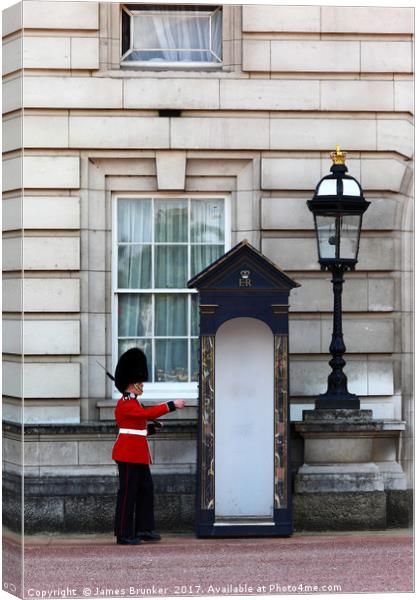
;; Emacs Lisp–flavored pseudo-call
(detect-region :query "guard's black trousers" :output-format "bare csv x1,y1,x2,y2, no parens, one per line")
114,461,155,539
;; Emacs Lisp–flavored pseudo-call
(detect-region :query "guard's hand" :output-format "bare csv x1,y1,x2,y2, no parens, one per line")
174,399,186,409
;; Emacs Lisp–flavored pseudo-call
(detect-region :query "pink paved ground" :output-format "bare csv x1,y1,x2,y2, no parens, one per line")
3,531,414,599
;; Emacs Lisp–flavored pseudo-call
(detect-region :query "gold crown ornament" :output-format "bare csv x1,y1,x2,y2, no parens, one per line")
330,145,347,165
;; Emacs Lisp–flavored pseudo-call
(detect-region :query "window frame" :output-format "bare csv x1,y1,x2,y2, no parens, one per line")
112,192,231,401
120,4,223,69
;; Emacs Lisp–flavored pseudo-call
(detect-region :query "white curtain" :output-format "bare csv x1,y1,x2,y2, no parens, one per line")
132,7,222,63
155,198,188,288
191,294,199,336
155,294,188,382
191,198,224,276
191,338,199,381
118,198,151,243
118,293,152,374
118,198,152,289
191,245,224,278
191,198,224,242
155,199,187,242
155,339,188,382
190,295,199,382
155,246,187,288
118,245,151,289
155,294,187,337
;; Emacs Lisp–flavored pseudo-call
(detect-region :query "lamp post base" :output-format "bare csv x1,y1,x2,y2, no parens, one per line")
293,408,408,530
315,392,360,410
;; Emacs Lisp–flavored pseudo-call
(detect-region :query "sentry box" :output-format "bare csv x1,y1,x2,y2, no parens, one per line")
187,240,299,537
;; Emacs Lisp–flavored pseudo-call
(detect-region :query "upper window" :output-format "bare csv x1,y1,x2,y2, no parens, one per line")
121,4,222,67
113,195,229,399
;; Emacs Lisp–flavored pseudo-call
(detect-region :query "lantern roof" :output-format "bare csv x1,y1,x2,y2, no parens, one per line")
308,145,369,216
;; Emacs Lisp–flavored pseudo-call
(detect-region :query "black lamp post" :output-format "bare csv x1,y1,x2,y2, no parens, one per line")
307,146,370,409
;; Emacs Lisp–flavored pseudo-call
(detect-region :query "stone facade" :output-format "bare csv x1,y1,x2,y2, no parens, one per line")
2,1,414,533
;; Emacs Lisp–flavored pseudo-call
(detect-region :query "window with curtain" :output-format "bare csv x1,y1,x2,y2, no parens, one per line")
121,4,222,66
114,196,228,391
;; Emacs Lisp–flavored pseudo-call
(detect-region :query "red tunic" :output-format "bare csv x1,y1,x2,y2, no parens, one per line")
112,397,171,464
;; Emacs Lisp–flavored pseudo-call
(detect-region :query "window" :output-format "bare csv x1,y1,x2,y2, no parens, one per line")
121,4,222,67
113,195,229,399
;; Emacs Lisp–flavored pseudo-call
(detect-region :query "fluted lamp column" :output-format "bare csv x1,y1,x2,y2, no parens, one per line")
307,146,370,409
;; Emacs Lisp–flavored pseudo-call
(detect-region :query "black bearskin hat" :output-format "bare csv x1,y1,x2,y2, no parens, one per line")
114,347,149,393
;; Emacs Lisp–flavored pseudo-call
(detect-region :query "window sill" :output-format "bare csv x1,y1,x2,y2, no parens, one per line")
99,67,239,79
98,398,198,422
120,61,224,73
112,383,199,402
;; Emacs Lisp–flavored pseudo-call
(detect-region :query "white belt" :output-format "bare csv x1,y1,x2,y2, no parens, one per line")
119,428,147,436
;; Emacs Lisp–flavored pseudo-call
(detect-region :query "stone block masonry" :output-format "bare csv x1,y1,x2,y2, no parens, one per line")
1,2,413,532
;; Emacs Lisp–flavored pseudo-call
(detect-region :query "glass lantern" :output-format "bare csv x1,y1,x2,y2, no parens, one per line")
307,146,370,271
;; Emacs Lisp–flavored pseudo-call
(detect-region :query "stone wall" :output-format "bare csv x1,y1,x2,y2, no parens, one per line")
2,421,196,534
2,422,412,534
2,1,414,532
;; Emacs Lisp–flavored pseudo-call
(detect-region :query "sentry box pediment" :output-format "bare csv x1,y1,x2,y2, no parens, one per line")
188,240,299,538
188,239,298,293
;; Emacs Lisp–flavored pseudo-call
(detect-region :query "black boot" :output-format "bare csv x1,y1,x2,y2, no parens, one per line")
116,536,142,545
136,530,161,542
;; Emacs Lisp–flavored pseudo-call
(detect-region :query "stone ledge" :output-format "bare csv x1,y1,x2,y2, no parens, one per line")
303,409,373,420
295,410,406,434
2,420,197,437
294,463,384,493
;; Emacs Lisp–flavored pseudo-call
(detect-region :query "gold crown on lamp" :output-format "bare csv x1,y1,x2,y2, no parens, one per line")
330,145,347,165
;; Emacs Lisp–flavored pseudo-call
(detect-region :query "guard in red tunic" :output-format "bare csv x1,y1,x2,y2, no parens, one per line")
111,348,185,545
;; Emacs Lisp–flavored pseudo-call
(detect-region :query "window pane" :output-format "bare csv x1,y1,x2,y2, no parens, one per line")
343,179,361,196
315,216,337,260
155,245,188,288
211,9,222,59
191,198,224,243
133,13,210,51
155,294,187,336
191,245,224,278
340,215,361,260
118,294,152,337
318,180,337,196
155,339,188,382
191,294,199,336
191,338,199,382
118,245,152,288
118,339,152,378
118,198,152,243
155,199,188,242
